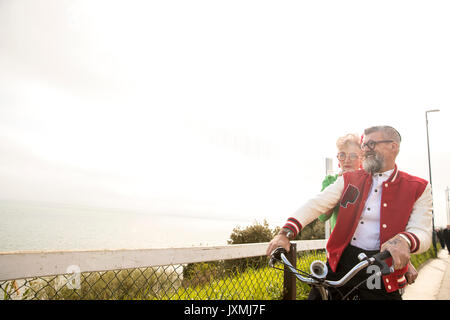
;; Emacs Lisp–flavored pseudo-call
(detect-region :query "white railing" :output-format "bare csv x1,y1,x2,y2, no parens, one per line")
0,240,327,281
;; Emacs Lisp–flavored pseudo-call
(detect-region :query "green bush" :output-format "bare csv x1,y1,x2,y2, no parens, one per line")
223,220,277,273
228,219,276,244
295,219,325,240
410,243,440,270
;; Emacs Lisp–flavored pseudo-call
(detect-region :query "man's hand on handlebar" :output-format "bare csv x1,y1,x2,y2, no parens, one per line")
266,234,291,257
380,234,411,270
405,262,418,284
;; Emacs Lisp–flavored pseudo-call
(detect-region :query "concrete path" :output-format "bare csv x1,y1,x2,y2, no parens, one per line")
403,249,450,300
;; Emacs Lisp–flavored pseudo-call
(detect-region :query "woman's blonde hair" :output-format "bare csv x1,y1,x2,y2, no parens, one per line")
336,133,361,151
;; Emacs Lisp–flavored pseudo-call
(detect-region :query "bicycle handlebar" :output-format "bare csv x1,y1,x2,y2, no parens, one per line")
372,250,393,276
374,250,391,261
268,247,288,267
269,247,394,288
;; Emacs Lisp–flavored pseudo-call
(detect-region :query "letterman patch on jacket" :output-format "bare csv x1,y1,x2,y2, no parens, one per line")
340,184,360,208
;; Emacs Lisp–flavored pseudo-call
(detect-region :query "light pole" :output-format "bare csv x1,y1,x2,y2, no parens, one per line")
425,109,439,255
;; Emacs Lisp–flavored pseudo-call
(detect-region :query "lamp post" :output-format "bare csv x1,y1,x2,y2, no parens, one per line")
425,109,439,255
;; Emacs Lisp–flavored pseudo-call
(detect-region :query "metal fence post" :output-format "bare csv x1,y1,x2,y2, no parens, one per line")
283,242,297,300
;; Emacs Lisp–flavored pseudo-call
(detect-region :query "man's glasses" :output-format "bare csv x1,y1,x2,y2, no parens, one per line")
337,152,360,161
361,140,394,151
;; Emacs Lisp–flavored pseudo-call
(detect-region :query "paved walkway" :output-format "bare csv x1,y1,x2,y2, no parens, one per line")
403,249,450,300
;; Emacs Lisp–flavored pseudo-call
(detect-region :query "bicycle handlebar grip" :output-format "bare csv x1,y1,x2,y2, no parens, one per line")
271,247,288,260
269,247,288,267
375,250,391,261
373,250,392,276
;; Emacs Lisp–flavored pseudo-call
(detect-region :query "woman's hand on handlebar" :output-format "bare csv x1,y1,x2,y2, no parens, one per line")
266,234,291,257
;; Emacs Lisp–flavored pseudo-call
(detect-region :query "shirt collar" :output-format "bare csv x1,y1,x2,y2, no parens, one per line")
373,168,394,179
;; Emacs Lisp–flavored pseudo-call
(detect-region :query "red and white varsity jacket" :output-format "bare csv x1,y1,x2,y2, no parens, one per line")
282,165,433,292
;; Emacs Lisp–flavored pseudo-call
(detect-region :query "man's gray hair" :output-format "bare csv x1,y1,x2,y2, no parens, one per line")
364,126,401,144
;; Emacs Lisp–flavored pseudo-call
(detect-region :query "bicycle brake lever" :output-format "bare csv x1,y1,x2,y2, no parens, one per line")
269,257,276,268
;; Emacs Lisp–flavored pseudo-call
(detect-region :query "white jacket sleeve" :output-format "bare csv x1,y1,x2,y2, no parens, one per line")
282,176,344,237
401,182,433,254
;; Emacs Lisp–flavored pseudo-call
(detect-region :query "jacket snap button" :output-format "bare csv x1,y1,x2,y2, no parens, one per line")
382,224,387,228
383,203,387,207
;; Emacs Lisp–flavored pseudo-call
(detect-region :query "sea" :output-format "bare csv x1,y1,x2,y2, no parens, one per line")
0,200,254,252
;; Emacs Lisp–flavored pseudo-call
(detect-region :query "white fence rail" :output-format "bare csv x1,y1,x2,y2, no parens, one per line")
0,240,327,282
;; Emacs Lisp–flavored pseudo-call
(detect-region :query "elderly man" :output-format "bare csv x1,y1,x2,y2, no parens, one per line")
266,125,433,300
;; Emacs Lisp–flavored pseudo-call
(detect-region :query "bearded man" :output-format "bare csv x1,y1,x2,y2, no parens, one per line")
266,125,433,300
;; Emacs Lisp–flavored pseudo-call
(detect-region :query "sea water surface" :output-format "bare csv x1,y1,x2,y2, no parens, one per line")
0,201,253,252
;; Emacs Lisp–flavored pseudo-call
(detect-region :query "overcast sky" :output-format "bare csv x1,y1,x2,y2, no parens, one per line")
1,0,449,229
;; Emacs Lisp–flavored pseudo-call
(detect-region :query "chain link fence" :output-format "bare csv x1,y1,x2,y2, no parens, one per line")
0,245,326,300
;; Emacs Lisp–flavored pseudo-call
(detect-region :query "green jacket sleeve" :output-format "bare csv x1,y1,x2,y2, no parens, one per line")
318,174,339,222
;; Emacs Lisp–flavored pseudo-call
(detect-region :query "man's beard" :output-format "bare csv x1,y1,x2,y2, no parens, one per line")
363,152,385,174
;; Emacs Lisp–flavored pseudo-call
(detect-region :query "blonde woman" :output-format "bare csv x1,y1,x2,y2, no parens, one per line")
318,133,362,230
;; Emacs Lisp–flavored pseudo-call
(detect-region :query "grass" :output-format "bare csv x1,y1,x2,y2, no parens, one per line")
158,250,327,300
168,265,284,300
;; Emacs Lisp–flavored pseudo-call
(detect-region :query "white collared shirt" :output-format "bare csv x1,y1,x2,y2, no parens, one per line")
350,169,394,250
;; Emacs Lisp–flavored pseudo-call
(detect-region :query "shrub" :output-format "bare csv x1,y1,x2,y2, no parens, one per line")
225,220,278,272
